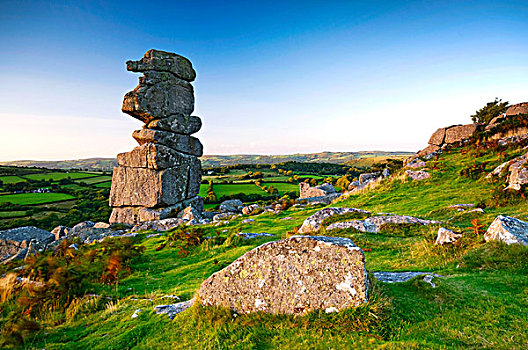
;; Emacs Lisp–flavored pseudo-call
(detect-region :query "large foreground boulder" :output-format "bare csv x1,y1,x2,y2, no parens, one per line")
199,236,368,314
484,215,528,245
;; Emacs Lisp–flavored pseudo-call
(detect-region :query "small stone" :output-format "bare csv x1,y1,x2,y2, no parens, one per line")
94,222,110,229
131,309,142,319
434,227,462,245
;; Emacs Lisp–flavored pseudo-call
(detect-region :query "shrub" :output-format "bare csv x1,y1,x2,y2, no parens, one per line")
470,98,509,124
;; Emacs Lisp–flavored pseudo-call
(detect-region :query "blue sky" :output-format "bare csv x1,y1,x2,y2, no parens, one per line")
0,0,527,160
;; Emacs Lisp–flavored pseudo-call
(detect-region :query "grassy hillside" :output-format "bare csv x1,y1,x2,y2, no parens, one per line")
1,140,527,349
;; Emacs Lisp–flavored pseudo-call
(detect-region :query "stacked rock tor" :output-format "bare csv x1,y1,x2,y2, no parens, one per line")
109,49,203,225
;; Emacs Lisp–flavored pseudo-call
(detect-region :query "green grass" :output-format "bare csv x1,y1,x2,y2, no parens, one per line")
0,192,75,205
0,175,26,184
212,183,267,197
199,183,209,197
5,142,528,349
0,210,26,218
74,175,112,184
266,182,299,194
23,172,97,181
94,181,112,188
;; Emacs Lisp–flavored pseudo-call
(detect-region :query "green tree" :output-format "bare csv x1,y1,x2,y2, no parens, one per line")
470,98,509,124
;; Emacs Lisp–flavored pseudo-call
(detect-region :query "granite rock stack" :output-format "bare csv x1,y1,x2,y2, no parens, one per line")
109,50,203,225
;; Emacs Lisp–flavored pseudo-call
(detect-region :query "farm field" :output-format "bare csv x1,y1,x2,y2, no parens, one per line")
0,192,75,205
213,183,268,196
94,181,112,188
266,182,299,194
0,211,26,218
24,172,99,181
0,175,26,184
74,175,112,184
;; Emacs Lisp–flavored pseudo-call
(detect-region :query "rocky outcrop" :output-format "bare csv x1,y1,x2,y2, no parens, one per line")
414,124,478,160
298,207,370,234
299,183,336,199
198,236,368,314
484,215,528,245
486,152,528,190
434,227,462,245
326,215,439,233
505,102,528,116
444,124,478,144
0,226,55,261
110,50,202,225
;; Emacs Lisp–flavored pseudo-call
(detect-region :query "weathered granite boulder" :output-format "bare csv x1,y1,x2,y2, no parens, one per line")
429,128,446,146
219,199,244,213
327,215,439,233
126,49,196,82
51,225,70,240
94,222,111,229
405,170,430,181
242,204,260,215
359,173,379,185
416,145,441,158
486,152,528,190
298,207,371,234
71,221,95,234
0,226,54,260
297,193,342,205
122,71,194,123
434,227,462,245
146,114,202,135
117,143,201,170
382,168,391,178
178,206,203,222
109,195,203,225
406,159,426,169
484,215,528,245
110,167,195,207
198,236,368,314
132,129,203,157
131,218,184,232
444,124,477,144
507,153,528,190
505,102,528,116
299,182,336,199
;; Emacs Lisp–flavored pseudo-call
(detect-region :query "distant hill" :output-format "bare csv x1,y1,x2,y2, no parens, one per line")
0,151,413,170
0,158,117,171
